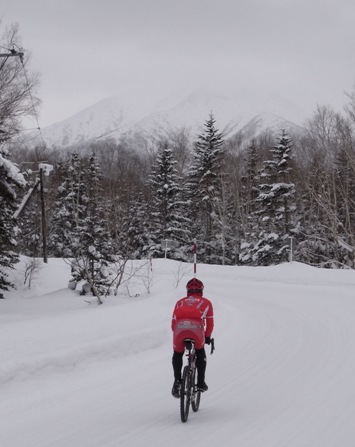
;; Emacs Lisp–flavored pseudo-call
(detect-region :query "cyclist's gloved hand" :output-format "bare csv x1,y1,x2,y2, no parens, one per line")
205,336,211,345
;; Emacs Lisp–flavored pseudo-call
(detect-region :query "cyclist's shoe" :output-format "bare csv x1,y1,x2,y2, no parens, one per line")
171,379,182,398
197,382,208,392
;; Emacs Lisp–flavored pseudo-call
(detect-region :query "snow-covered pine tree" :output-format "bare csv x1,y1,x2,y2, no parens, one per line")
0,147,26,297
48,154,86,257
113,191,151,259
70,154,114,300
248,130,296,265
148,141,189,259
239,139,263,265
186,113,225,263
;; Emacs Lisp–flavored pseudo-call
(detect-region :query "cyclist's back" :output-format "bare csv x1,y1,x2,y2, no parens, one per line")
172,294,213,350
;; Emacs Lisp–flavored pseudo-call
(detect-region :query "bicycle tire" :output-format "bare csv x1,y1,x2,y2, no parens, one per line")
180,366,191,422
191,369,201,412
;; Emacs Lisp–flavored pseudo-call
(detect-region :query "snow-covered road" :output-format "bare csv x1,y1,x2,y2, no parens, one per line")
1,259,355,446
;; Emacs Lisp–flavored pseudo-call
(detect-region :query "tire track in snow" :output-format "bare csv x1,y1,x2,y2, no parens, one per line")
0,327,167,384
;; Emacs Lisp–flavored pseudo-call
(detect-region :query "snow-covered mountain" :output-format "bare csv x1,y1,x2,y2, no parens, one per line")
27,90,307,149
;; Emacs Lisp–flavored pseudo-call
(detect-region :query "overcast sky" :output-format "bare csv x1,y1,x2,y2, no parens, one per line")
2,0,355,127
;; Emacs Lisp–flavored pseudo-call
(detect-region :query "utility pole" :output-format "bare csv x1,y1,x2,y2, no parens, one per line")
13,162,52,263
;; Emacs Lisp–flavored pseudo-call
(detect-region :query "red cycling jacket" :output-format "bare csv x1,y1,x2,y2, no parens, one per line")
171,293,214,337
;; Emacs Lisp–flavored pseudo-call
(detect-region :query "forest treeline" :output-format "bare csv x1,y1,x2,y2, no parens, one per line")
10,102,355,274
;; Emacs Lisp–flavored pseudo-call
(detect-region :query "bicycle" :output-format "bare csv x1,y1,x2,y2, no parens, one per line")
179,337,215,423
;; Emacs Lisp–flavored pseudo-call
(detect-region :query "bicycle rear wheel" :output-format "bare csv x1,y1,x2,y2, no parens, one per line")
180,366,191,422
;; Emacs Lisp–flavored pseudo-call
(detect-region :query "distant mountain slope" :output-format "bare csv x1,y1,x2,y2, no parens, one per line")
26,90,307,149
135,90,306,138
26,95,145,148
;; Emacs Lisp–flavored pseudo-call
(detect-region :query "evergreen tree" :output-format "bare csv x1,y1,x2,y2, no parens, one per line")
248,130,296,265
70,154,114,298
239,139,262,264
49,153,113,298
148,141,189,259
0,200,20,298
48,154,86,257
0,147,26,297
187,113,225,263
114,192,151,259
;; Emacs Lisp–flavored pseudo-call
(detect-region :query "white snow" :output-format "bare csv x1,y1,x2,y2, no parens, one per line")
0,153,27,187
38,163,54,176
1,257,355,446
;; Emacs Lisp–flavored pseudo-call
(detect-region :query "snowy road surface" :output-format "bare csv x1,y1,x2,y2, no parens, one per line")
1,259,355,446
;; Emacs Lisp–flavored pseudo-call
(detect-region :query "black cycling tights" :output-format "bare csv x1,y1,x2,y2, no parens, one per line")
172,347,206,381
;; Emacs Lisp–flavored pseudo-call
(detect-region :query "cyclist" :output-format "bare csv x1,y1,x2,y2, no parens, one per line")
171,277,214,398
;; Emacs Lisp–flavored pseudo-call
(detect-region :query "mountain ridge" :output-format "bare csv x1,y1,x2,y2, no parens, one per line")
26,90,307,149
